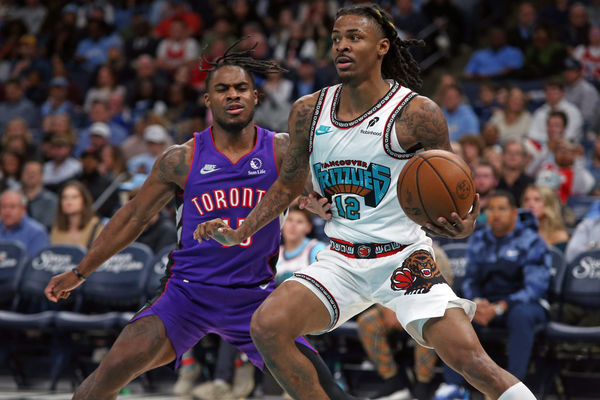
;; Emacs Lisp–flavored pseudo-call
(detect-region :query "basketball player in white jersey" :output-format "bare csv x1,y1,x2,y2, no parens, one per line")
195,4,537,400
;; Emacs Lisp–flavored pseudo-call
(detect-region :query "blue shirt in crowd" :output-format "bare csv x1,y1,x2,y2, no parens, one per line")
464,46,524,77
462,210,552,308
443,104,480,141
0,215,49,258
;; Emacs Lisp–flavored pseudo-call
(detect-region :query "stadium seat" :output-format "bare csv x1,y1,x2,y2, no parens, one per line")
0,240,28,310
539,249,600,398
0,244,86,388
566,196,598,224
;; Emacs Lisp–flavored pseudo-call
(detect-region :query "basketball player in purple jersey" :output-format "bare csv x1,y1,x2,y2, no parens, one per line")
44,44,358,400
196,5,538,400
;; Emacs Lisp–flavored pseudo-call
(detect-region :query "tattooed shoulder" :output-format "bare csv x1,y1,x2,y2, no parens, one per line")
155,142,193,189
395,95,451,151
273,132,290,168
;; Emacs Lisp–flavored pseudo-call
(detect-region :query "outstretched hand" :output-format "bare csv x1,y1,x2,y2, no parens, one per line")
193,218,242,247
297,192,332,220
421,194,480,239
44,270,83,302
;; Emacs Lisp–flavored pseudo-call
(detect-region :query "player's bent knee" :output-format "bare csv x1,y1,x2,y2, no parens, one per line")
250,305,287,344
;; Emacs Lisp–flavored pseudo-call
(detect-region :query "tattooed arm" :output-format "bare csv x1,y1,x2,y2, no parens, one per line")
396,96,480,239
45,142,193,301
394,95,452,152
194,94,318,246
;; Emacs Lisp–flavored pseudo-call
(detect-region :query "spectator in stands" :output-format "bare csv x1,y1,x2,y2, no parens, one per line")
520,23,568,79
83,65,126,113
41,77,75,119
489,87,532,143
481,122,500,148
573,25,600,90
127,124,169,176
539,0,570,32
76,101,128,155
99,144,128,180
359,246,453,400
563,56,600,130
164,82,197,127
527,110,569,176
0,189,48,257
153,0,203,38
562,3,590,48
497,140,534,207
440,84,479,141
254,60,294,132
155,18,199,74
528,78,583,146
78,147,120,219
391,0,429,39
276,205,326,285
441,192,550,397
463,26,523,80
522,184,569,250
6,0,47,36
565,206,600,262
46,8,79,63
74,17,122,77
2,118,36,156
472,82,500,128
9,34,51,82
474,161,499,220
50,181,103,249
458,134,484,170
0,78,40,134
536,138,595,203
421,0,464,55
507,2,537,50
127,188,176,253
292,57,319,99
586,135,600,183
0,151,24,192
42,134,81,192
21,159,58,232
126,54,168,107
123,13,159,60
128,77,167,126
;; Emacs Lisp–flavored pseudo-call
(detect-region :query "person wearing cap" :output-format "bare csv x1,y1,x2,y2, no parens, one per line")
563,56,600,129
41,77,74,118
75,100,128,156
10,33,51,81
43,134,81,192
127,125,169,175
0,79,40,134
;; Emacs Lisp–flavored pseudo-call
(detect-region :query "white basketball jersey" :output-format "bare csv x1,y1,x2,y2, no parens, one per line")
309,80,427,244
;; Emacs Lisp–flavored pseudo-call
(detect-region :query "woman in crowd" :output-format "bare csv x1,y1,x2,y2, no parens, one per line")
522,183,570,250
50,180,103,249
488,87,532,143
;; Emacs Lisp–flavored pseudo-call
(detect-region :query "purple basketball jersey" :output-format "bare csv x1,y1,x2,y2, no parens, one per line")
170,126,280,286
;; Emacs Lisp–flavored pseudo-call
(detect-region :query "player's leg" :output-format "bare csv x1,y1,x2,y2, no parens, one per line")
422,308,535,400
73,315,176,399
250,280,361,400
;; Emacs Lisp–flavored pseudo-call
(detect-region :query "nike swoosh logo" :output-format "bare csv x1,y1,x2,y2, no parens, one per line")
200,166,220,174
259,283,269,290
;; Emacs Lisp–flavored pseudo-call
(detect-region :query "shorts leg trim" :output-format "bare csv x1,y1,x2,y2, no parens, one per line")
293,273,340,331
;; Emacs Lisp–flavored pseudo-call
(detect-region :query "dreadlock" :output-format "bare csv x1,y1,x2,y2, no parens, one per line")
201,38,287,89
335,4,425,89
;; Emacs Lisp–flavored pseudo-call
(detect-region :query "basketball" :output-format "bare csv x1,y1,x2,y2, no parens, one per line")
397,150,475,227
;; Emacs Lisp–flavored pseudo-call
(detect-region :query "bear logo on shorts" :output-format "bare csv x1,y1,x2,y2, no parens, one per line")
390,250,446,295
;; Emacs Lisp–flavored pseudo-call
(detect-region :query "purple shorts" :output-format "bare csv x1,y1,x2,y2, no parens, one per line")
130,276,312,370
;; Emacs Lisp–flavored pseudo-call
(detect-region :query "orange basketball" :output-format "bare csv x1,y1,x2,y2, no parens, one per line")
397,150,475,227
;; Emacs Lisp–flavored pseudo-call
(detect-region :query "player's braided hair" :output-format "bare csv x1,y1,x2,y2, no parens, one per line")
201,38,287,88
336,4,425,89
